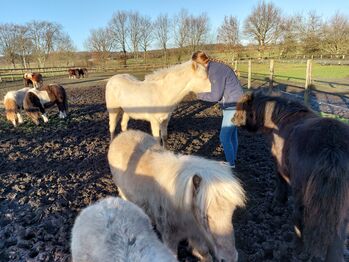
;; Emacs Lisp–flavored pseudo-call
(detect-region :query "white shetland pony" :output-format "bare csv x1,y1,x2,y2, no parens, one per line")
105,61,211,145
71,197,176,262
108,130,246,262
4,87,30,127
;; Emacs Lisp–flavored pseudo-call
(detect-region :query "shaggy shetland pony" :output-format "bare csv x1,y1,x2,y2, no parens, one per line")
3,87,30,127
108,130,246,262
71,197,176,262
105,60,211,145
23,72,43,88
23,84,68,125
232,91,349,262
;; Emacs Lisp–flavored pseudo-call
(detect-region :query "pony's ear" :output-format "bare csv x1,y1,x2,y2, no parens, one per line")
192,174,202,191
191,61,198,71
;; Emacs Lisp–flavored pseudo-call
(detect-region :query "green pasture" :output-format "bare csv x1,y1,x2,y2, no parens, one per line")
237,61,349,81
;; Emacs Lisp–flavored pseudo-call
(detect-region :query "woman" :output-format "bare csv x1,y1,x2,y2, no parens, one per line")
192,51,243,168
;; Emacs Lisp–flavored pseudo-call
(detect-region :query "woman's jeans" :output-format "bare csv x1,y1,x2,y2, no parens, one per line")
220,108,238,166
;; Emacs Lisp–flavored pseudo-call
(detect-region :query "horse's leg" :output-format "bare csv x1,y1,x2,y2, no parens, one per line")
160,118,170,148
189,236,213,262
150,119,161,144
17,112,24,124
57,100,67,119
108,108,122,140
120,113,129,132
292,195,304,253
272,171,288,206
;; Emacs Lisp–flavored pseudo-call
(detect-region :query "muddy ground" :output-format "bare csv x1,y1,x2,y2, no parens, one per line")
0,75,348,262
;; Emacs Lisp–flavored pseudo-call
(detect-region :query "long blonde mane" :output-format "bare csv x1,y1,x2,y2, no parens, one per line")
173,156,246,214
145,61,195,81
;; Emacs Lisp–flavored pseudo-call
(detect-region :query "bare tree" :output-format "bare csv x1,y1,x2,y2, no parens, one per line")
295,11,323,55
53,34,76,66
129,11,142,60
154,14,171,63
173,9,190,61
243,1,282,55
85,27,115,67
0,24,19,67
217,15,239,53
139,16,153,64
188,13,210,52
27,21,68,67
278,16,298,58
321,12,349,55
109,11,129,65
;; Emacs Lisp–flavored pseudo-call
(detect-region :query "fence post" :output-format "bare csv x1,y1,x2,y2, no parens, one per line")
248,59,252,89
269,59,274,88
304,59,312,105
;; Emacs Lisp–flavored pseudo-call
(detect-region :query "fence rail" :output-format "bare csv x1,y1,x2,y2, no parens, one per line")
0,63,170,82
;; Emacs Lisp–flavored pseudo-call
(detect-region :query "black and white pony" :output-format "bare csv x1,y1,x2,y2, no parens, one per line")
23,84,68,125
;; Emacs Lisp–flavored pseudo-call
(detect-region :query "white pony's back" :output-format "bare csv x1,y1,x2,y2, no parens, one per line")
71,197,176,262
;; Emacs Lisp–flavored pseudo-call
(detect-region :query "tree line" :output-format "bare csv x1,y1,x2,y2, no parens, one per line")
0,1,348,68
0,21,75,68
85,2,349,65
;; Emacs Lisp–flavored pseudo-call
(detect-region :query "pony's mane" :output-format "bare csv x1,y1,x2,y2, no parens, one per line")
173,155,246,214
253,92,315,124
144,61,193,81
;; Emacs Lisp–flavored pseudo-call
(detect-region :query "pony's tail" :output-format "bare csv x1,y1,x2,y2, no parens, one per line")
4,98,17,122
303,151,349,256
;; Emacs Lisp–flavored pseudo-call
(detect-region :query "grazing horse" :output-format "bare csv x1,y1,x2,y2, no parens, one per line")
232,91,349,262
105,60,211,145
3,87,30,127
108,130,246,262
68,69,80,79
23,72,43,88
71,197,176,262
23,84,68,125
77,68,88,78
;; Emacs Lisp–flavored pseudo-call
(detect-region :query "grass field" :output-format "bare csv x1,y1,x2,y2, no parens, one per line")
237,61,349,81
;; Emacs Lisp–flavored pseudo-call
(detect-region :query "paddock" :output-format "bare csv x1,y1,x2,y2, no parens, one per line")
0,73,348,262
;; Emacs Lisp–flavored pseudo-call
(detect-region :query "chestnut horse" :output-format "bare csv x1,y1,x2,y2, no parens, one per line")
232,91,349,262
68,69,80,79
23,72,43,88
23,84,68,125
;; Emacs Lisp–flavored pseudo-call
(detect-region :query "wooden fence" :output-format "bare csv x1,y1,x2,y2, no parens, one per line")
231,58,349,105
0,63,170,83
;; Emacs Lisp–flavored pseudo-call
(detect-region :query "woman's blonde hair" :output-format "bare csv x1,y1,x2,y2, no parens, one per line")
191,50,232,68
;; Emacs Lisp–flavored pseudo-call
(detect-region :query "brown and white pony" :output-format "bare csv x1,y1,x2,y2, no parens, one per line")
4,87,30,127
68,68,80,79
23,72,43,88
108,130,246,262
232,91,349,262
23,84,68,125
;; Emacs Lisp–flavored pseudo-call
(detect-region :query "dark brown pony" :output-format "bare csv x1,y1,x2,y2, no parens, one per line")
23,84,68,125
23,72,43,88
78,68,88,78
232,91,349,262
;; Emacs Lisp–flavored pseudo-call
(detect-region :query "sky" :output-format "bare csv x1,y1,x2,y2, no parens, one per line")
1,0,348,51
